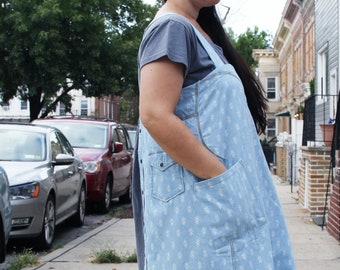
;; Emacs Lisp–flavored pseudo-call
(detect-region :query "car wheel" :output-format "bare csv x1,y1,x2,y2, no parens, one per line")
36,194,55,250
70,182,86,227
0,219,5,263
99,177,112,213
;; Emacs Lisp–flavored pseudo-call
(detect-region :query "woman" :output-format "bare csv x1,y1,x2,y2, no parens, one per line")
132,0,296,269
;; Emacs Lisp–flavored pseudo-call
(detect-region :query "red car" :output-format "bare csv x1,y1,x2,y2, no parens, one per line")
34,117,133,213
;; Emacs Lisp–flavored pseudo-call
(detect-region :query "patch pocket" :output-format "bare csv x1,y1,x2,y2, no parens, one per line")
150,152,185,202
193,160,267,251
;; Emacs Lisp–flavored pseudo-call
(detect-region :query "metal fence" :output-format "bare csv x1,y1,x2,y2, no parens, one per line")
262,144,276,167
302,94,338,146
286,142,298,185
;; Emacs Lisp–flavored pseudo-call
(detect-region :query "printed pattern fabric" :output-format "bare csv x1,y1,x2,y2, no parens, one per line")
135,14,296,270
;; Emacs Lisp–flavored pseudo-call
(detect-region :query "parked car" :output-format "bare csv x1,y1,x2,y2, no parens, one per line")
0,123,87,250
0,166,12,263
123,124,137,149
33,117,133,213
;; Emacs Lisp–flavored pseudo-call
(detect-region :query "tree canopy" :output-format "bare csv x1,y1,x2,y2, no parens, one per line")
0,0,156,121
226,26,272,68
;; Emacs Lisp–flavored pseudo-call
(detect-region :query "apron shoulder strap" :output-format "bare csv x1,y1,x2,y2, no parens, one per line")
191,27,224,67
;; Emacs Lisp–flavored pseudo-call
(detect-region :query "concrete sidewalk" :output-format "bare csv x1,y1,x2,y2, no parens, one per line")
274,176,340,270
24,217,138,270
23,177,340,270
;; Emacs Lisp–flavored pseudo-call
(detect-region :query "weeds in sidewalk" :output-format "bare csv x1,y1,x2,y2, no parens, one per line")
92,249,137,264
111,208,124,218
125,252,137,262
50,242,64,251
110,206,133,219
7,248,39,270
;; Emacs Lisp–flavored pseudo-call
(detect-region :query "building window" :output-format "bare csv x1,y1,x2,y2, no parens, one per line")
21,100,28,110
330,68,338,119
81,100,88,116
317,44,327,99
266,77,277,100
266,117,276,139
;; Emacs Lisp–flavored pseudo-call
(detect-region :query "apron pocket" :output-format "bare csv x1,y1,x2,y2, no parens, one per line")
150,152,185,202
193,160,267,251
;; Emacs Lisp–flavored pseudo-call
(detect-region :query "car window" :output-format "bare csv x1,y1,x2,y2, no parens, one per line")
127,130,136,148
112,127,119,144
0,130,46,161
23,134,45,161
45,122,108,149
50,132,64,161
123,128,133,149
85,124,107,148
56,131,74,156
116,127,128,150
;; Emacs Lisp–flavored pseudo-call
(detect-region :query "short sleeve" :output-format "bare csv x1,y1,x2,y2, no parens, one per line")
138,17,197,78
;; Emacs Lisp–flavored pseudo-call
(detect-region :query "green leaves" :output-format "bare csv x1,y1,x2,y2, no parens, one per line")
0,0,156,120
227,26,272,68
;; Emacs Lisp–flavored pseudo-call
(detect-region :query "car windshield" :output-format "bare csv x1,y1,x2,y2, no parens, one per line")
0,130,46,161
128,130,136,146
48,122,108,149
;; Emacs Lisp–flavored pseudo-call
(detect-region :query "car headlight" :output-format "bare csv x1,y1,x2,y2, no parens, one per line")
10,182,40,200
84,161,101,173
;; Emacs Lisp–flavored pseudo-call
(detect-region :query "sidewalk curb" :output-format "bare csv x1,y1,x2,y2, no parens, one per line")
39,218,122,264
23,218,120,270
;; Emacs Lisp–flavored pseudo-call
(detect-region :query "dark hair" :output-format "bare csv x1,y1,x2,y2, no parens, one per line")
162,2,268,133
198,7,268,133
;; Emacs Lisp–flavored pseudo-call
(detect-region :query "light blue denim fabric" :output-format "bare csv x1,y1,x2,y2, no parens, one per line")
134,13,296,270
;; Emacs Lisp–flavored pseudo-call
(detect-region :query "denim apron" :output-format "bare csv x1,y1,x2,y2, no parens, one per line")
134,14,296,270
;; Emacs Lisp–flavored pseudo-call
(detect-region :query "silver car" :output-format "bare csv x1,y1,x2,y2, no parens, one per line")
0,123,87,250
0,166,12,263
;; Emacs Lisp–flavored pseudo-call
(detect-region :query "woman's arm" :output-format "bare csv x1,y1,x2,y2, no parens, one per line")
139,56,226,179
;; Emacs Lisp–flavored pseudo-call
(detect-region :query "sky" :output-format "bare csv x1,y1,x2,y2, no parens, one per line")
143,0,287,36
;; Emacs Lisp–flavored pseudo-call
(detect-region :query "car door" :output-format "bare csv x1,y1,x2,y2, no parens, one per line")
50,131,79,219
110,127,132,195
116,127,132,188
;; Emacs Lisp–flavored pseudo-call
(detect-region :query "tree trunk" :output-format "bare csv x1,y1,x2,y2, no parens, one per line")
29,93,43,122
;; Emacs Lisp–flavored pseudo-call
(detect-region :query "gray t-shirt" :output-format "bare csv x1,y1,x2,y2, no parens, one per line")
138,13,227,88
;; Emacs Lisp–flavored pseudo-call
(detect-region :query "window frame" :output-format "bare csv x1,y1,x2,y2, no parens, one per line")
266,117,277,139
80,100,88,116
266,77,278,100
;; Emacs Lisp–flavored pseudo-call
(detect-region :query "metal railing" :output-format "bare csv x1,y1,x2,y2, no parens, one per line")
302,94,339,146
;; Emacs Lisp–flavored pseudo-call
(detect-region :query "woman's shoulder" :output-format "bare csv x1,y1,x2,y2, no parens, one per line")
144,13,195,37
138,12,198,74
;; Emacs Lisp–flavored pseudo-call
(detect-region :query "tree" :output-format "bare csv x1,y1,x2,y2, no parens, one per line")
0,0,156,121
226,26,272,68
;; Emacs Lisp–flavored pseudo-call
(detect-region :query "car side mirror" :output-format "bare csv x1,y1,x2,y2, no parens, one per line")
53,153,75,166
113,142,123,153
